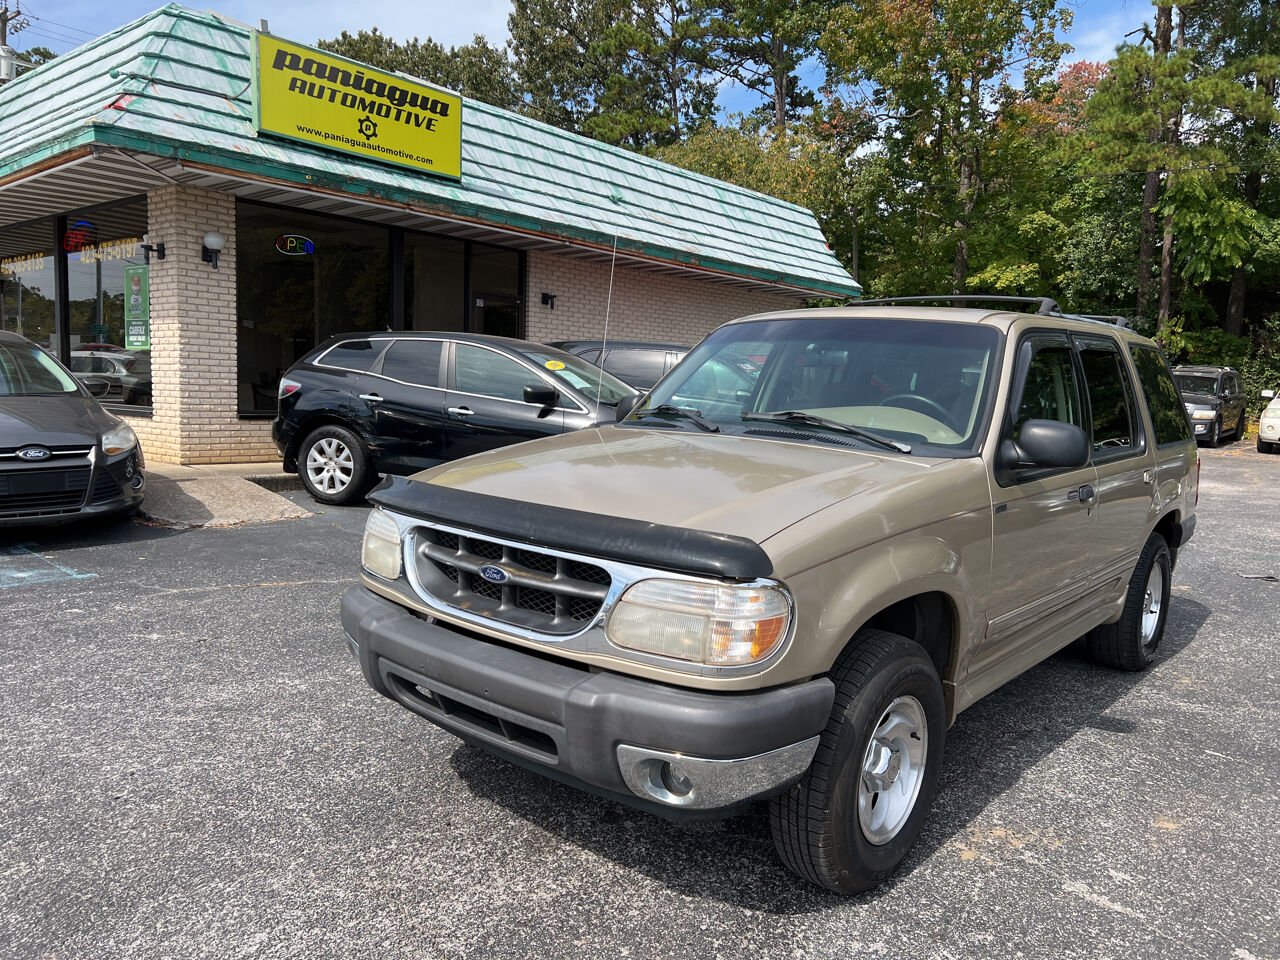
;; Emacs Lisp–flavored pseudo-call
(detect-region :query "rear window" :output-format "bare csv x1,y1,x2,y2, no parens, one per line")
319,339,384,373
1131,346,1194,446
604,348,667,384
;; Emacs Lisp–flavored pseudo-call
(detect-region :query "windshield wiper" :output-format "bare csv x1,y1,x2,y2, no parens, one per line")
636,404,721,433
741,411,911,453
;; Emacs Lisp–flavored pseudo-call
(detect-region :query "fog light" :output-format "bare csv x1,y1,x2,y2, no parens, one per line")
661,762,693,797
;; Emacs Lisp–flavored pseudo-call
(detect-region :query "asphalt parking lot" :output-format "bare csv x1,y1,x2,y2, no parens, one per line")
2,444,1277,960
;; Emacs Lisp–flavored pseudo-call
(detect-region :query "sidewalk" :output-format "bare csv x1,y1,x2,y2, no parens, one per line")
140,461,312,528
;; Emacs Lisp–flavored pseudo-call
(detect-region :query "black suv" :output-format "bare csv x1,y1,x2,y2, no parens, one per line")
1172,365,1246,447
274,333,638,505
548,340,688,390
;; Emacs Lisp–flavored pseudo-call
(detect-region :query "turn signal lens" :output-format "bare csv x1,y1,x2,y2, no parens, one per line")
606,579,791,666
361,509,402,580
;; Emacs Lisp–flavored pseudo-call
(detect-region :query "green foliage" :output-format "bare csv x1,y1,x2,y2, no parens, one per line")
317,29,519,110
1157,317,1250,369
1241,314,1280,415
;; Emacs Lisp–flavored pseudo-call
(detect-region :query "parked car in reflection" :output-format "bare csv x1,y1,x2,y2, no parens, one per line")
273,333,639,504
119,353,152,406
0,331,145,525
548,340,688,390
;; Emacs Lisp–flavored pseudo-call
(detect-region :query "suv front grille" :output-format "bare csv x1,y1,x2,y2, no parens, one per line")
412,526,612,635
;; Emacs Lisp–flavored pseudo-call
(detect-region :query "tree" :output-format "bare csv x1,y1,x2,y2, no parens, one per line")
592,0,718,146
703,0,827,134
1181,0,1280,335
821,0,1071,291
317,29,520,110
508,0,632,133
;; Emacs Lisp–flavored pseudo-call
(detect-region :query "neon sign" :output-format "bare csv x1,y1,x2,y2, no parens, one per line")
275,234,315,256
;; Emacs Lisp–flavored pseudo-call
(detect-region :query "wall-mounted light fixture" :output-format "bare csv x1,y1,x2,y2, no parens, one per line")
540,292,556,310
201,230,227,270
140,234,165,265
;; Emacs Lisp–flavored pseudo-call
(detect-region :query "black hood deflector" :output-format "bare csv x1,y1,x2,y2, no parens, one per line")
369,476,774,581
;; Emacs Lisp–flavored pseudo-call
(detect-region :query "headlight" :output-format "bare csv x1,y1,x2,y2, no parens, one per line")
1190,409,1216,421
606,579,791,666
101,420,138,455
361,509,402,580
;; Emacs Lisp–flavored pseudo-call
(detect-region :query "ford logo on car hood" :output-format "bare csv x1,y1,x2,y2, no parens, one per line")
16,446,52,461
478,564,509,584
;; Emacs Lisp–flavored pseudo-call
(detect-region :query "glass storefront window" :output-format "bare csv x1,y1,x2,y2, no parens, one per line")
64,198,152,408
237,201,390,414
405,233,465,332
468,243,521,339
0,217,57,350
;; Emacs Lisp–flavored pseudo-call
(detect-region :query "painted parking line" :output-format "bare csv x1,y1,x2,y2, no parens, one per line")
0,545,97,589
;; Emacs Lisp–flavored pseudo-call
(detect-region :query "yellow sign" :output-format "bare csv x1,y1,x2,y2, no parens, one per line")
255,34,463,180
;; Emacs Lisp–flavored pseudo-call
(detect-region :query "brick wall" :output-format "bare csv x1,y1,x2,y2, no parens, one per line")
524,251,803,346
121,185,274,464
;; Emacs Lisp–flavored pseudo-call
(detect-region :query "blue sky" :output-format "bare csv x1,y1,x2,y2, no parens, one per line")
18,0,1157,109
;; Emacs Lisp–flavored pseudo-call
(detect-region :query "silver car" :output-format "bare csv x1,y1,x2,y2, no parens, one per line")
1258,390,1279,454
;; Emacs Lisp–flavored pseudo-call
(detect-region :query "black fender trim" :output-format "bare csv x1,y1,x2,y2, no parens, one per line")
367,475,774,580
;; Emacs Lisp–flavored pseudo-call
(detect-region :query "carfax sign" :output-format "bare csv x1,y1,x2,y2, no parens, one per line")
254,34,463,179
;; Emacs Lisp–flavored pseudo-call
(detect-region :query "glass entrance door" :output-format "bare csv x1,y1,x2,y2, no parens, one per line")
471,294,521,339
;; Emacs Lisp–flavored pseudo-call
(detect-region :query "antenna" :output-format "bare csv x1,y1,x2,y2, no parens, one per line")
595,231,618,418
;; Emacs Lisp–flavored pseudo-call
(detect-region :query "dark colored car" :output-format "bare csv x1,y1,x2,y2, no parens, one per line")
0,331,145,525
548,340,688,390
274,332,639,505
1172,365,1246,447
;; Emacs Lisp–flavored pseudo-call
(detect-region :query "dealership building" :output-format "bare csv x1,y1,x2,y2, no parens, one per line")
0,4,859,463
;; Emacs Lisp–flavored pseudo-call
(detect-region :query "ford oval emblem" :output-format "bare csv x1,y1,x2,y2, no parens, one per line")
16,446,51,461
478,564,509,584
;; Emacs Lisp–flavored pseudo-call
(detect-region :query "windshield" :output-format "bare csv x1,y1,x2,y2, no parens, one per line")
518,347,637,406
630,317,1002,453
0,341,80,397
1173,374,1218,396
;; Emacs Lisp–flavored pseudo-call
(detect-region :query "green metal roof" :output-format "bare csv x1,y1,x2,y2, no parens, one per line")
0,4,860,297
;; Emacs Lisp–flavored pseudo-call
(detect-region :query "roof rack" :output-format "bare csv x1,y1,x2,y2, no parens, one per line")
1053,312,1131,329
848,294,1062,315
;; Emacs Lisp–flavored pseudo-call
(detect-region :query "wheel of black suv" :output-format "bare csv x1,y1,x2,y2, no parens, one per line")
1204,417,1221,447
769,629,945,894
1234,411,1247,440
299,425,372,505
1087,533,1172,671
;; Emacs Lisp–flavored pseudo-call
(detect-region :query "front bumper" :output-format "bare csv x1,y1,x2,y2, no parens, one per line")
341,585,834,818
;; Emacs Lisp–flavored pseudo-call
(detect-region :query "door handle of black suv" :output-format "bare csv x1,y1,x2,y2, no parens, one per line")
447,406,474,417
359,393,384,403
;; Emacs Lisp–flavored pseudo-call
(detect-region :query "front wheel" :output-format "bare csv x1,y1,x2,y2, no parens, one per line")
1234,411,1246,440
1260,438,1275,455
769,629,945,894
1087,533,1172,671
299,425,372,505
1200,417,1221,447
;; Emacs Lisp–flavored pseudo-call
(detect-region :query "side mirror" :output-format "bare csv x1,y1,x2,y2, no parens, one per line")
523,383,559,407
615,394,641,421
1000,419,1090,471
1263,390,1276,400
80,376,110,398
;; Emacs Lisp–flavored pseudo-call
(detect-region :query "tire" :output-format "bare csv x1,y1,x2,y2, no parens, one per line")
1234,411,1246,440
769,629,945,894
1087,533,1172,671
1260,438,1276,455
1203,417,1221,447
298,425,372,505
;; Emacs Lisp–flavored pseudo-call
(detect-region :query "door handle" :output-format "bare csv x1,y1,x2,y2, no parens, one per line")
1078,484,1096,504
359,393,383,402
447,406,474,416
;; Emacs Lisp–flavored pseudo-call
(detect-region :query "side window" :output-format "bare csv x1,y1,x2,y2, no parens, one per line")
1129,345,1194,445
604,349,666,385
1076,337,1140,457
454,344,537,402
380,339,443,388
321,338,384,373
1013,341,1084,433
578,349,601,365
68,356,92,373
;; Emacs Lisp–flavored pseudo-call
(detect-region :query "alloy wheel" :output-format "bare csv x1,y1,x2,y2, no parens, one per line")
857,695,929,845
306,437,354,493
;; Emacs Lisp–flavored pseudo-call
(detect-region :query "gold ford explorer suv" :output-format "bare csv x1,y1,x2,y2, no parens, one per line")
341,301,1199,894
